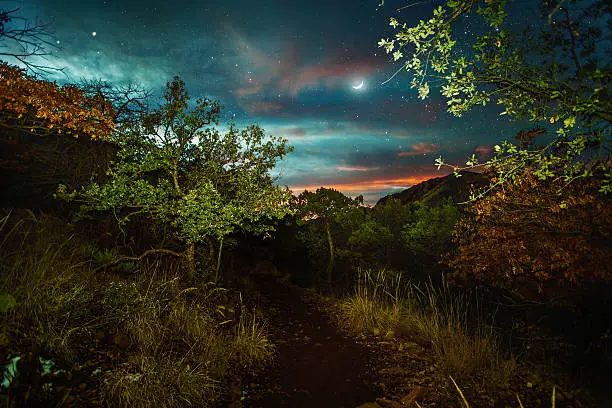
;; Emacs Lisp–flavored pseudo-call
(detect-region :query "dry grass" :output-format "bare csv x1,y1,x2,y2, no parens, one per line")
450,376,557,408
102,268,273,406
339,268,408,337
338,267,515,386
232,307,274,368
0,210,274,407
408,281,516,384
0,210,103,358
100,353,218,408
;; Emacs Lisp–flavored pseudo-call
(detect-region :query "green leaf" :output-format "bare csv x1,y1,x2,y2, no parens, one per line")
0,294,17,313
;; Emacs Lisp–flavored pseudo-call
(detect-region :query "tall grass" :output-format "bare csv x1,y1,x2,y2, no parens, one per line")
339,268,407,337
338,267,515,386
0,210,102,358
0,210,274,407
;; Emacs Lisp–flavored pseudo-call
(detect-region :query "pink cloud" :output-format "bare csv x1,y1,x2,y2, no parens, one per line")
279,61,377,95
289,172,451,195
396,142,439,157
269,126,307,137
474,145,494,158
336,166,380,172
234,82,263,97
242,101,283,114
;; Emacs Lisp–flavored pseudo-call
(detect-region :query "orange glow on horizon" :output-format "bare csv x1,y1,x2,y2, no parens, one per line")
288,172,450,195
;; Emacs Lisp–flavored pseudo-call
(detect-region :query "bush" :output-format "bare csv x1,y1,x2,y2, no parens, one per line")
0,210,274,407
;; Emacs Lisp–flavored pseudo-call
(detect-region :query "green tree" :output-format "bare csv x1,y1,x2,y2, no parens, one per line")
294,188,363,285
378,0,610,195
348,217,394,267
58,76,293,279
401,199,460,256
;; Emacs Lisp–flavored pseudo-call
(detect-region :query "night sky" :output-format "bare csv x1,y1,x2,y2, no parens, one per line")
7,0,534,203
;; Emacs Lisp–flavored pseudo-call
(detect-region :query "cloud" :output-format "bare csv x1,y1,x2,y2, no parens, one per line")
233,83,263,97
396,142,440,157
474,145,494,158
289,172,448,194
267,126,308,138
278,60,377,95
241,101,284,114
336,166,380,172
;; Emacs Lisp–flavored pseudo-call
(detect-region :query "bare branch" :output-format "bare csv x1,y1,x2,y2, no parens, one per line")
0,8,61,75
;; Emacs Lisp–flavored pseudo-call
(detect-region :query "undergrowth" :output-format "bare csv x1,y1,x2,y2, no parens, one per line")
0,209,273,407
338,267,515,388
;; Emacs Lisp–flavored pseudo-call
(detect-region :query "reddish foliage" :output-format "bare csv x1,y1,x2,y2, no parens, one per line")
446,169,612,291
0,62,115,140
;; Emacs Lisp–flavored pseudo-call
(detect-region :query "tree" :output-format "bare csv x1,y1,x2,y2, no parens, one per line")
0,62,115,139
78,78,151,125
402,199,460,256
58,76,293,279
0,8,61,75
378,0,610,195
293,188,363,285
445,168,612,294
348,217,394,267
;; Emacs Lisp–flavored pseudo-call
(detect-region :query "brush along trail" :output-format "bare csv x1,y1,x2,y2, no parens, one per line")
234,274,381,408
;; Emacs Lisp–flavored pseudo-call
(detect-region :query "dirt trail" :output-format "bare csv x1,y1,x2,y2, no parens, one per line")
241,275,380,408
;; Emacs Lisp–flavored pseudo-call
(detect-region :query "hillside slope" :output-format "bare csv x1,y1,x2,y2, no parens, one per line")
375,171,489,207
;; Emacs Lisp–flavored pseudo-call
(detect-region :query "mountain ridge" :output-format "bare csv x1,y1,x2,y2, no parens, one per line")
375,171,490,207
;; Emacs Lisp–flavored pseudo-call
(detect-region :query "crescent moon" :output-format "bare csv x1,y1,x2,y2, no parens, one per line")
352,80,364,90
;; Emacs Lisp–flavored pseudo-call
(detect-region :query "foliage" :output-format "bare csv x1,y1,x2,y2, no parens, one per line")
379,0,611,194
370,197,415,237
0,294,16,313
293,187,364,223
0,62,115,139
446,169,612,290
58,76,293,277
293,188,363,284
337,268,515,384
348,218,394,265
0,210,274,407
402,199,461,255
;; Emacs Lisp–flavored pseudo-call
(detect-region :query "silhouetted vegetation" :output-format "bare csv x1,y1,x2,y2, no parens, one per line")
1,1,611,406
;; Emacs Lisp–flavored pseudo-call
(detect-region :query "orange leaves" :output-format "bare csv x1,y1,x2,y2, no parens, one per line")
0,63,115,140
446,169,612,291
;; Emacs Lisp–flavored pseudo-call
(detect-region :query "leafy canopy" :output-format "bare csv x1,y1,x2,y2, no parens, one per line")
0,62,115,139
293,187,363,223
379,0,610,195
58,76,293,249
446,170,612,289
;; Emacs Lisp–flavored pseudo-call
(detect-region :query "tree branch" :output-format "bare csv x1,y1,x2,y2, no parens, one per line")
93,248,184,273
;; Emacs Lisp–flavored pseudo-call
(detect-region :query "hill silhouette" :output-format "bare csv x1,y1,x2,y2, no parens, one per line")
375,171,490,207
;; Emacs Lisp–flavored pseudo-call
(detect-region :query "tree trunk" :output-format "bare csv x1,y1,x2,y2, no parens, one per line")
325,222,334,287
215,236,224,281
185,243,196,279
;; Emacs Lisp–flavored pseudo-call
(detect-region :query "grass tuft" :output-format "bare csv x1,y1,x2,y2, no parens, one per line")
338,267,515,386
339,268,407,337
232,308,274,368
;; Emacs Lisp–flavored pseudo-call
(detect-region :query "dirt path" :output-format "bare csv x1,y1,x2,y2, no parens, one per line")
240,276,380,408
